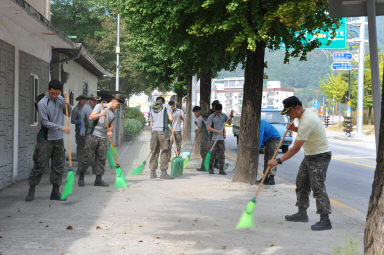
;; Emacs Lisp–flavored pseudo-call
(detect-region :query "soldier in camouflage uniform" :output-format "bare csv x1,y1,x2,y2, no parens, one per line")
268,96,332,231
71,94,88,162
25,80,71,202
148,97,174,179
77,94,123,187
192,106,210,171
206,104,233,175
168,101,184,154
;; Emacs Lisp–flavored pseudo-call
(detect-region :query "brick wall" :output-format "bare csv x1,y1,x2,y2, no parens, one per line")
0,39,14,190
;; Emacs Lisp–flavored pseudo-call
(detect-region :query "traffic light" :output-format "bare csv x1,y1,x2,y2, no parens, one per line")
324,115,330,127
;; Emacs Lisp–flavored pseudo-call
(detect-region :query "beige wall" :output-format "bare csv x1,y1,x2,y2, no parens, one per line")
27,0,50,20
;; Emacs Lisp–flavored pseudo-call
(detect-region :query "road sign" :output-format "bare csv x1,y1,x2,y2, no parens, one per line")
280,18,346,50
312,99,320,108
333,52,352,61
331,62,351,70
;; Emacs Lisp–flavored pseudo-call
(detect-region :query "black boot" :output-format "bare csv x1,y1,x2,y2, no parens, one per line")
264,175,275,185
209,166,214,174
50,184,63,201
311,214,332,231
160,170,173,179
285,207,309,222
78,173,85,187
218,165,226,175
150,170,158,179
256,174,269,184
94,175,109,186
25,185,35,202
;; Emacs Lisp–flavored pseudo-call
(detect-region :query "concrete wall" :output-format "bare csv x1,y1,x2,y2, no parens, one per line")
27,0,50,20
61,60,98,159
0,39,15,190
17,51,49,181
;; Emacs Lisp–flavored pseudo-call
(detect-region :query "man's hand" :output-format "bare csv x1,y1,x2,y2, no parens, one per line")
268,159,278,168
62,126,70,134
287,122,297,132
230,110,234,118
108,130,113,139
216,129,222,135
64,97,69,105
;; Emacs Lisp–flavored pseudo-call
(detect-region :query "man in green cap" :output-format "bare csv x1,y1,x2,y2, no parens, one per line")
71,94,89,162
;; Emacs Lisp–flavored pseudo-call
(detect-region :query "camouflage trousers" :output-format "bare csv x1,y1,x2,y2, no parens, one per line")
149,131,171,171
296,151,332,214
264,138,280,176
209,140,225,168
78,135,107,176
170,131,182,155
200,136,210,169
28,139,65,186
75,133,85,162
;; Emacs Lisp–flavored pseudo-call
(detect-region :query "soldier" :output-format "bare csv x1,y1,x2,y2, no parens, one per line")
268,96,332,231
206,103,233,175
71,94,88,162
77,94,123,187
25,80,71,201
209,100,222,169
192,106,210,172
257,120,281,185
168,101,184,154
148,97,173,179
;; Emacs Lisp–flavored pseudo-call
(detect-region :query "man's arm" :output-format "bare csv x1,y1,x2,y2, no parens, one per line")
89,105,105,121
108,122,114,138
39,103,64,131
268,139,304,168
206,125,222,134
168,112,173,123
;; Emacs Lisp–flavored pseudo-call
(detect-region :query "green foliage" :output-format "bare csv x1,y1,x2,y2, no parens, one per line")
320,72,348,104
332,237,361,255
125,107,146,126
124,118,143,141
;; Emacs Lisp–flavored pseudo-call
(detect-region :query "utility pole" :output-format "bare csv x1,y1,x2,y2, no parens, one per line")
115,14,121,145
356,16,365,139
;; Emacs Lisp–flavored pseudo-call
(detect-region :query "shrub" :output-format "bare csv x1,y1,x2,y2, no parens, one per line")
125,107,146,126
124,118,143,141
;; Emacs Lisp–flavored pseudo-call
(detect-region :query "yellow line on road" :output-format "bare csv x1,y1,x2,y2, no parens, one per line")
351,157,376,163
225,153,359,213
333,157,375,169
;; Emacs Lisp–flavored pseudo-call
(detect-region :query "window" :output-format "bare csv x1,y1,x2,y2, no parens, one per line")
31,74,39,125
82,81,88,95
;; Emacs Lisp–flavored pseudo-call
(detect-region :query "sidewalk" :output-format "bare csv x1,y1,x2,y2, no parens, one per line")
325,129,375,143
0,130,365,255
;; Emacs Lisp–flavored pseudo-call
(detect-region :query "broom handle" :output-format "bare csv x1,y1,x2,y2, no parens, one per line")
101,102,119,165
209,127,224,151
189,136,197,155
253,120,293,198
63,92,72,168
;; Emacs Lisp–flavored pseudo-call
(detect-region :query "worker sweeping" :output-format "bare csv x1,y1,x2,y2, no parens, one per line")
25,80,71,201
71,94,88,162
192,106,210,172
268,96,332,231
168,101,184,154
77,94,123,187
205,103,233,175
148,97,173,179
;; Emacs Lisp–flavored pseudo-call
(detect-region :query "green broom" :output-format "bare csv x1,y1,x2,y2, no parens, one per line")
204,132,221,171
131,151,151,175
236,123,291,229
61,91,75,200
183,137,197,168
101,103,127,188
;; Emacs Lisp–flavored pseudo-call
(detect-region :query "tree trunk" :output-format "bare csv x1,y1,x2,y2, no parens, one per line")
200,68,212,113
232,43,265,184
368,106,372,126
364,67,384,255
184,76,192,142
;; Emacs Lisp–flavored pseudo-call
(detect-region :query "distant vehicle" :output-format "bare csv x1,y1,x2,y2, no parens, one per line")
232,108,293,153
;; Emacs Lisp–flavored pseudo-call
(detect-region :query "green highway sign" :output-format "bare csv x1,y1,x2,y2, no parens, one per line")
281,18,346,50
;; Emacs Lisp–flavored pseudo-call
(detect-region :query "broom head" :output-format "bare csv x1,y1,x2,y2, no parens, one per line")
115,165,128,188
183,157,190,168
204,152,211,171
61,168,75,200
107,147,116,168
131,161,146,175
236,198,256,229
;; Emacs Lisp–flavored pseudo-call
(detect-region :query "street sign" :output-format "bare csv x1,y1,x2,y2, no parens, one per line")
333,52,352,61
312,99,320,108
280,18,346,50
331,62,351,70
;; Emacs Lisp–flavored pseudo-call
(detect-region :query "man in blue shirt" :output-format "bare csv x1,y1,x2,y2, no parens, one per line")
258,120,281,185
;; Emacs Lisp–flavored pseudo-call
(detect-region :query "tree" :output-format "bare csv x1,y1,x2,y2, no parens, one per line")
191,0,339,184
319,72,348,104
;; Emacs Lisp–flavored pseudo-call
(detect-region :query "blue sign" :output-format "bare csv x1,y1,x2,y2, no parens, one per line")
333,52,352,61
312,100,320,108
331,62,351,70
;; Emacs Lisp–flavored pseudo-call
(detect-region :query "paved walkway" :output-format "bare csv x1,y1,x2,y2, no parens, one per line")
0,130,365,255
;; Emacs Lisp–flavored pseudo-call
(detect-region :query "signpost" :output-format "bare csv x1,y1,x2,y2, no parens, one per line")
333,52,353,61
331,62,351,70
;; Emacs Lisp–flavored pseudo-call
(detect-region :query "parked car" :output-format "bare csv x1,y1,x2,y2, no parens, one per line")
232,108,293,153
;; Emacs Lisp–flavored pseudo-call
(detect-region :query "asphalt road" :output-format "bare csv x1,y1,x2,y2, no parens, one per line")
224,127,376,215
